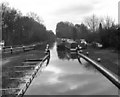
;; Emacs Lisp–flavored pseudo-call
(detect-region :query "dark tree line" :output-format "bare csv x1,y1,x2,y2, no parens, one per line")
1,3,55,46
56,21,75,39
56,21,91,41
99,23,120,50
56,20,120,50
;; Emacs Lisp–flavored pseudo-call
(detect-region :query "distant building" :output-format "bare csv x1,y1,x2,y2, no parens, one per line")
118,1,120,24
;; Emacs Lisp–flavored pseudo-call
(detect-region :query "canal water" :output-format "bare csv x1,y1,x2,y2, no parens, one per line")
25,43,118,95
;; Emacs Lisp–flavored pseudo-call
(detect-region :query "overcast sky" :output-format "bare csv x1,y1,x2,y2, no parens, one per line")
1,0,120,32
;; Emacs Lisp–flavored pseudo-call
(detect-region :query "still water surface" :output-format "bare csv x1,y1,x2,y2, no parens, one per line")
25,43,118,95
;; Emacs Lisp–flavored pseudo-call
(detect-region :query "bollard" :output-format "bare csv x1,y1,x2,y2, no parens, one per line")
97,58,101,62
79,50,83,53
32,44,35,50
78,46,82,50
23,46,25,52
10,47,13,54
76,45,82,52
86,52,89,56
46,44,49,49
45,44,49,50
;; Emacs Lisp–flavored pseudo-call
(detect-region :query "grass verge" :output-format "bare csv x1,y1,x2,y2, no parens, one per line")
82,46,120,77
2,49,45,95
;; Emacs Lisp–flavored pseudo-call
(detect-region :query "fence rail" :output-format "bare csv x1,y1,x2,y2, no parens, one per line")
2,42,44,54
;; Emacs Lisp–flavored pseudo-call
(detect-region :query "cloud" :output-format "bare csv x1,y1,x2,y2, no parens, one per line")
118,1,120,24
53,3,94,16
2,0,119,31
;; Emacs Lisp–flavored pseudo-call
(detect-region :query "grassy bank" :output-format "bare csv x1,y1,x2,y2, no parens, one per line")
82,46,120,77
2,49,46,94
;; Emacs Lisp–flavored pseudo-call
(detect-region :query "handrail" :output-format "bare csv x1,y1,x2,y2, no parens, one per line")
16,49,50,97
77,51,120,89
1,48,50,97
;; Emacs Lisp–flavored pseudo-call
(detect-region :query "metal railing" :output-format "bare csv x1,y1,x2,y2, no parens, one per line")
1,45,50,97
16,50,50,97
2,45,36,54
2,42,44,54
77,50,120,89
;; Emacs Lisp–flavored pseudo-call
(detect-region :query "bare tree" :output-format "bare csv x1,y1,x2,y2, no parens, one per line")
27,12,44,24
84,14,99,32
104,16,115,29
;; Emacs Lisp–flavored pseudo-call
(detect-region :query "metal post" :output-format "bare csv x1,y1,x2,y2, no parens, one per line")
10,46,13,54
23,46,25,52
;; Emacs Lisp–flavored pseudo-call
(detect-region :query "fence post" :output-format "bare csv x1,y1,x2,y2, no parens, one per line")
23,46,25,52
3,47,5,52
10,46,13,54
46,50,50,66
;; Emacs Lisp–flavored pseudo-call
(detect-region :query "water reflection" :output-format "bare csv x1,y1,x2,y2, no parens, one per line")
57,46,78,60
25,42,118,95
56,45,97,72
35,41,55,50
79,57,98,72
48,41,56,49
